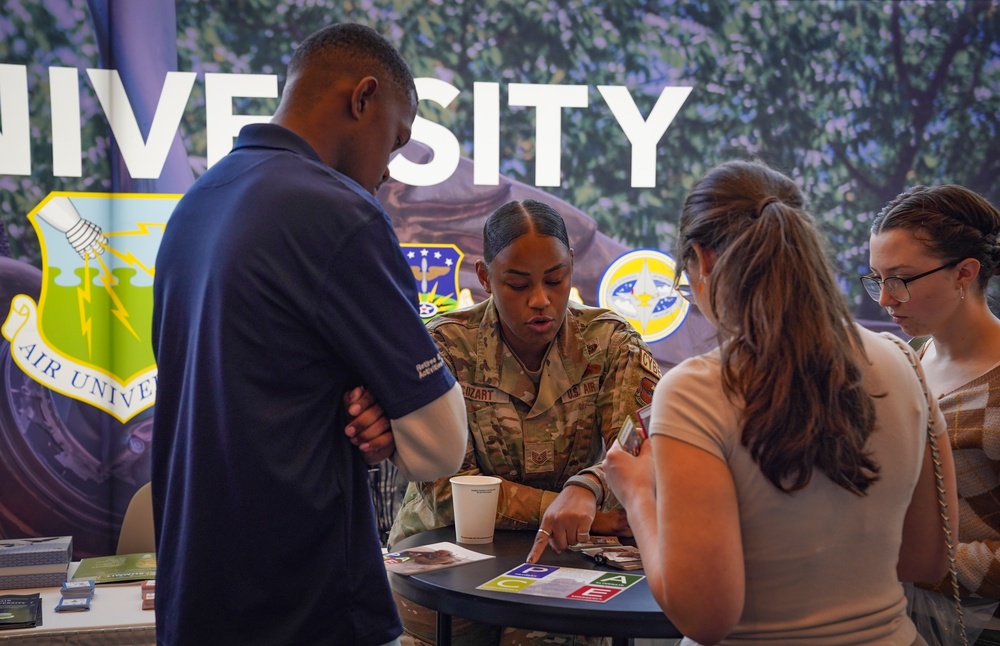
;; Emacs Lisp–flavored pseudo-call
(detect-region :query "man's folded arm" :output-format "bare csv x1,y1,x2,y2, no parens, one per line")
389,382,467,481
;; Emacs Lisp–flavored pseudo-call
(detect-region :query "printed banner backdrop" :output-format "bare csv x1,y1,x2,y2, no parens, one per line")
0,0,998,557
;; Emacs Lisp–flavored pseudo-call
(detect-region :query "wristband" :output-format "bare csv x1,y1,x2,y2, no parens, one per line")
563,474,604,506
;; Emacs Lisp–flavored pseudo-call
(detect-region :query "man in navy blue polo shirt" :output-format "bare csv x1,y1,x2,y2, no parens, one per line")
151,23,466,645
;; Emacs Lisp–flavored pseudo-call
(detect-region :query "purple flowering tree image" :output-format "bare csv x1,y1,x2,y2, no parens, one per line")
0,0,998,553
0,0,191,557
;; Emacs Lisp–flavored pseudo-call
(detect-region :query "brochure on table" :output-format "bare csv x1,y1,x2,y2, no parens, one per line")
478,564,645,603
383,542,494,575
0,593,42,629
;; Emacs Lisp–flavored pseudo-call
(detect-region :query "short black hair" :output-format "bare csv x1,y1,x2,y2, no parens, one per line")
288,23,415,99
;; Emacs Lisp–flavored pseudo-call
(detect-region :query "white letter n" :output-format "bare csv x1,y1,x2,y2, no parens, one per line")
0,64,30,176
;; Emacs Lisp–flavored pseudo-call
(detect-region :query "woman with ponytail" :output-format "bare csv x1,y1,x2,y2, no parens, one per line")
604,160,957,645
869,184,1000,645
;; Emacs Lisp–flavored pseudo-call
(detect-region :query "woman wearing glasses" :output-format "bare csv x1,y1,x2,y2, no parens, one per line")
602,160,957,645
868,184,1000,645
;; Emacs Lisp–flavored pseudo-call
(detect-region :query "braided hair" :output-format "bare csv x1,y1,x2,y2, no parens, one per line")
871,185,1000,293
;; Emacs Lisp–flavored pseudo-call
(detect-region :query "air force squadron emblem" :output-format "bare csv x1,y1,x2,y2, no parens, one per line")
597,249,690,343
401,243,465,320
1,193,175,422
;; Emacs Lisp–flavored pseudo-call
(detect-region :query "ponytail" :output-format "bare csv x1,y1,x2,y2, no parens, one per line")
679,160,879,495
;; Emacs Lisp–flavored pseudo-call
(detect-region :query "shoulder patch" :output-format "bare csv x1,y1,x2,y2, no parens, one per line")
639,349,662,378
635,376,656,406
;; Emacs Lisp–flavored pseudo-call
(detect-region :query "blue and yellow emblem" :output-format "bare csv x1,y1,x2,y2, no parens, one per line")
597,249,690,343
400,243,464,320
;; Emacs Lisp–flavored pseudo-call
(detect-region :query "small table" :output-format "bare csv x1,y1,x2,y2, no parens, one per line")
0,563,155,644
388,527,680,646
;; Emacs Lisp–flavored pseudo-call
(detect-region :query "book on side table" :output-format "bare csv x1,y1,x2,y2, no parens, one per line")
72,553,156,584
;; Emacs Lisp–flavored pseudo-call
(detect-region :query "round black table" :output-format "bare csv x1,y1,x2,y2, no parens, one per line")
388,527,681,645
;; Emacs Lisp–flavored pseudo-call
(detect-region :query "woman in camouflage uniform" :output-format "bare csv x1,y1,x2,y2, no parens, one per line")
388,199,661,645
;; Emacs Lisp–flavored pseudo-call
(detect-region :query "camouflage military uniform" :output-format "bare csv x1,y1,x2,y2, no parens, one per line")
388,298,660,646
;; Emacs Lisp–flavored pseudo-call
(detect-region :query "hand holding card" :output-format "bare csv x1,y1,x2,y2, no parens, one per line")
635,404,652,436
617,414,648,456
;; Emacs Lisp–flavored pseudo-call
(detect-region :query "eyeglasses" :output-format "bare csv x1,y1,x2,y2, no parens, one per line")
674,278,695,305
860,259,961,303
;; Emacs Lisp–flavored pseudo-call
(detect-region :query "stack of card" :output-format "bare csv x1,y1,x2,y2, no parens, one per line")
582,545,643,571
54,596,92,612
60,580,95,598
140,579,155,610
568,535,623,551
55,579,94,612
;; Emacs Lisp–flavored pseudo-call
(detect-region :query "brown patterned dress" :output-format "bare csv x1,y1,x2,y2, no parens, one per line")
919,343,1000,601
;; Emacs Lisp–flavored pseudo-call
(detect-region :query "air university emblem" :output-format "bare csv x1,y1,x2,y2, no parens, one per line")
401,243,465,320
597,249,690,343
1,193,176,422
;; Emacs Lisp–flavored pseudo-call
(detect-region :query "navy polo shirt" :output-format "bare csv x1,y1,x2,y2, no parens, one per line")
151,124,455,645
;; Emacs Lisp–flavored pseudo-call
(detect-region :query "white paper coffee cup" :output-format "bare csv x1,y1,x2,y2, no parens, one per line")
450,475,502,544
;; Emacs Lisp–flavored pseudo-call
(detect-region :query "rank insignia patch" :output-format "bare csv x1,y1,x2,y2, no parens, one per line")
525,442,555,473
